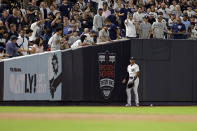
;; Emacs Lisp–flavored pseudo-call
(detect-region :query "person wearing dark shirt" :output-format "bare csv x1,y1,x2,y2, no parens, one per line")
105,18,120,40
59,0,70,19
5,8,21,31
1,9,9,25
81,13,93,31
6,35,20,57
119,1,133,26
148,13,156,25
171,17,186,39
8,24,18,39
106,9,121,27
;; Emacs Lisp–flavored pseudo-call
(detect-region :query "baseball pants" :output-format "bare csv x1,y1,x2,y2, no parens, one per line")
126,77,139,105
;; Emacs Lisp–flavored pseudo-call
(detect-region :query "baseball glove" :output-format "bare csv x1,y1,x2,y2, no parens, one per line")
128,82,134,88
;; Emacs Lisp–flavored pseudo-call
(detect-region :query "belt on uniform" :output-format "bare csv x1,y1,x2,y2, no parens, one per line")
129,77,134,79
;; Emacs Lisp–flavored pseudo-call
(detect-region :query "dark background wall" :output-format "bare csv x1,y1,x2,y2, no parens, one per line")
61,39,197,103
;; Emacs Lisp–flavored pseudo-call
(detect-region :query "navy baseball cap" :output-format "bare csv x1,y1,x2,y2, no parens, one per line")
130,57,135,60
10,35,18,40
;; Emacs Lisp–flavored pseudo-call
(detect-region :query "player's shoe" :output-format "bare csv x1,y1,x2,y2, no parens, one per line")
125,104,131,107
135,103,140,107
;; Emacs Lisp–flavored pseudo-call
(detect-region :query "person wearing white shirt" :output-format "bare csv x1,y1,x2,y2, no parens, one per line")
71,35,88,49
125,13,136,38
29,19,47,41
122,57,140,107
93,8,105,32
51,28,63,51
133,7,145,23
92,0,107,10
17,30,29,56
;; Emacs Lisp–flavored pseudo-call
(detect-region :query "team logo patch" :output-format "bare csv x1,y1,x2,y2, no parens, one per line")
98,51,116,99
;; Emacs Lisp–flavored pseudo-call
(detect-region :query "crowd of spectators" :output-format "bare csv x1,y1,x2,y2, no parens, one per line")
0,0,197,59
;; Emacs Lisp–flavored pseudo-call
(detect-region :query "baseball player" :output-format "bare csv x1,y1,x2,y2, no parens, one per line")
122,57,140,107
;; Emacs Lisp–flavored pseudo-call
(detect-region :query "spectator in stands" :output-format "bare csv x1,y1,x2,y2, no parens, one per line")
124,13,137,38
93,8,105,32
68,31,80,47
50,27,63,51
59,0,71,19
133,7,145,24
26,0,39,25
106,9,121,27
148,12,156,25
119,1,133,27
1,9,9,26
0,26,7,49
63,17,72,36
168,13,176,29
51,12,63,33
81,13,93,31
190,24,197,40
105,18,120,40
0,47,7,59
40,1,50,20
97,24,110,43
187,5,195,17
170,0,178,12
71,35,88,48
77,0,86,11
8,24,18,39
5,8,21,31
30,18,49,41
102,2,111,19
50,4,59,16
158,2,171,20
17,30,29,56
171,17,186,39
152,15,168,39
6,35,21,57
182,14,191,38
139,16,152,39
32,37,44,54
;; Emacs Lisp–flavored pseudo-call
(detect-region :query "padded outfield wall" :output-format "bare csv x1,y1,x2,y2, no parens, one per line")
0,39,197,102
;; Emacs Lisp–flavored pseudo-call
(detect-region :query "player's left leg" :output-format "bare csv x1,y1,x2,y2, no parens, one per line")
133,78,139,106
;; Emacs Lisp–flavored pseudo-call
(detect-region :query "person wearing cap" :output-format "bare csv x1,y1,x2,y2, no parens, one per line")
6,35,22,57
84,30,97,45
156,12,167,25
148,12,156,25
168,13,176,30
105,18,120,40
139,15,152,39
124,13,137,38
97,24,110,43
122,57,140,107
93,8,105,32
187,6,195,17
119,1,133,27
152,15,168,39
182,14,191,38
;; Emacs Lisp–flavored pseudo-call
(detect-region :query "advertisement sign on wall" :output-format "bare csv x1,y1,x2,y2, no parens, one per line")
98,51,116,99
3,51,62,101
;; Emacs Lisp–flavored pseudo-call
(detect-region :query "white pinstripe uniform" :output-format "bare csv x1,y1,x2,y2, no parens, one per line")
126,63,140,106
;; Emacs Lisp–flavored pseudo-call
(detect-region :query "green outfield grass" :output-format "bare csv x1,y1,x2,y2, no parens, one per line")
0,106,197,131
